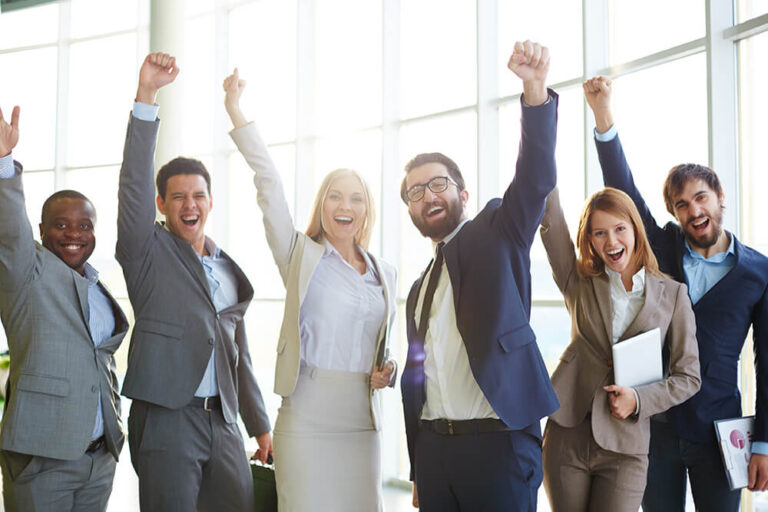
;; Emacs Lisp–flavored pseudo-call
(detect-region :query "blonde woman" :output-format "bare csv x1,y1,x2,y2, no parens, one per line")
539,187,701,511
223,70,397,512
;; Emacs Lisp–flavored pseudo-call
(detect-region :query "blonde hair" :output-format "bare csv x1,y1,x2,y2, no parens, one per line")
575,187,660,278
305,168,376,249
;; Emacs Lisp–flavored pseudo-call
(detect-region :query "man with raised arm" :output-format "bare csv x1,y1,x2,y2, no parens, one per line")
0,106,128,511
584,75,768,511
400,40,559,511
117,53,271,511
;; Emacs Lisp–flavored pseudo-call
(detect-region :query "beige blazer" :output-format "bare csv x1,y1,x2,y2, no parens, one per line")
230,123,397,430
540,188,701,455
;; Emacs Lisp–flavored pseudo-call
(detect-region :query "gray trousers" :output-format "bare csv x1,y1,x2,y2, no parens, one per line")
0,444,116,512
128,399,254,512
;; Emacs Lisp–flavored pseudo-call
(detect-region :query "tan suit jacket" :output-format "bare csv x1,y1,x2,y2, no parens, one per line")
540,188,701,455
229,123,397,431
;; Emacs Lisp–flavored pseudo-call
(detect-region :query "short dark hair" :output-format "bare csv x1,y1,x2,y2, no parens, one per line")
41,190,96,224
400,152,466,204
156,157,211,199
663,163,723,216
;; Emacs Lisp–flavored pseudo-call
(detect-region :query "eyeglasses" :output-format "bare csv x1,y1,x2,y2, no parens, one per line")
403,176,458,203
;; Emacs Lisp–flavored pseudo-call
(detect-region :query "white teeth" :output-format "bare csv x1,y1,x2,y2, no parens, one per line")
693,218,707,227
334,216,353,222
64,245,82,250
427,207,444,215
182,215,199,221
607,248,622,255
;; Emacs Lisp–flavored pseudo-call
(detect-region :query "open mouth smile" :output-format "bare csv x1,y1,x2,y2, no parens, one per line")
606,247,624,263
181,214,200,227
334,215,354,225
690,216,709,232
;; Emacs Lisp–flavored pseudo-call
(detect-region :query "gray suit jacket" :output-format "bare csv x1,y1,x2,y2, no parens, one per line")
540,188,701,455
117,115,270,436
0,162,128,461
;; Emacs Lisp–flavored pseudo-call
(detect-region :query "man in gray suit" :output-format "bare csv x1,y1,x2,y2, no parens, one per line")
0,105,128,511
117,53,272,511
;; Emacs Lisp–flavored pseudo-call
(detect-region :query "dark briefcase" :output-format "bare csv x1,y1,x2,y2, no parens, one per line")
251,458,278,512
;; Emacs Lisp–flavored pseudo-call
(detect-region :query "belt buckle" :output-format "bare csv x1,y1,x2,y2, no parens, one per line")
204,396,212,412
447,420,454,435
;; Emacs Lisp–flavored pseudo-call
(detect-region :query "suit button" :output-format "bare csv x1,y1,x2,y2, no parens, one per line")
216,313,220,320
91,385,98,393
607,360,613,367
208,338,214,345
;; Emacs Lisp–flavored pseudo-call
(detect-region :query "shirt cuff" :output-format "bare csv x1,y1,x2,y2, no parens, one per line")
594,124,618,142
632,388,640,415
0,153,17,178
752,441,768,456
132,101,159,122
522,93,553,108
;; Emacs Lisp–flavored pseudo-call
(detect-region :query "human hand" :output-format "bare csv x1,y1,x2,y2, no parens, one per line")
370,360,395,389
583,75,614,133
507,40,550,106
748,453,768,491
251,431,273,464
412,482,419,508
0,105,20,158
222,68,249,130
603,385,637,419
136,52,180,105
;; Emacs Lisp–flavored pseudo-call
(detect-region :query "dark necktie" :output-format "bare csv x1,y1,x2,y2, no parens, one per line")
417,242,444,341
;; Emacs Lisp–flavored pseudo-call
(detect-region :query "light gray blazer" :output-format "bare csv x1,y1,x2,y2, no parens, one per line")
0,162,128,461
117,115,270,437
230,123,397,431
540,188,701,455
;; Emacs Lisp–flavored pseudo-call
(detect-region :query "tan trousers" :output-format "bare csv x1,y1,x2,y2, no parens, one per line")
542,418,648,512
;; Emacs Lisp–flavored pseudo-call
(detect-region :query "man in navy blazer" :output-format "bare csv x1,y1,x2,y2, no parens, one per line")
584,76,768,511
400,40,559,512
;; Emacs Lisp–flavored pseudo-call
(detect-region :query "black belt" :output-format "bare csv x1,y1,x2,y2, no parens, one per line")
420,418,512,435
188,396,222,411
86,436,105,453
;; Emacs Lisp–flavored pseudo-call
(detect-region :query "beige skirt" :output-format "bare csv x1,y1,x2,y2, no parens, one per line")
273,365,382,512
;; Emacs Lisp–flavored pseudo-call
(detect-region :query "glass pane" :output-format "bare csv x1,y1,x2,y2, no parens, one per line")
0,2,58,48
67,34,140,168
609,53,708,226
227,146,295,301
608,0,705,64
315,0,382,135
498,0,583,96
399,111,477,296
314,130,383,256
70,0,141,38
530,305,571,375
400,0,476,118
179,14,215,157
739,31,768,255
20,170,55,239
499,86,585,302
65,166,127,299
738,0,768,22
0,47,58,170
228,0,297,143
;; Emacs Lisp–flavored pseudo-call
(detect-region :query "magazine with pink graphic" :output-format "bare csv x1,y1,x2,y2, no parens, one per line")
714,416,755,490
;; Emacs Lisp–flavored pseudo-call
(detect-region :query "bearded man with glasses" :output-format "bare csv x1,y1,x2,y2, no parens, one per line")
399,40,560,512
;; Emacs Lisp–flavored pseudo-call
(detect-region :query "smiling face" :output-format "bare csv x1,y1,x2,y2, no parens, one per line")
589,209,637,279
671,178,724,251
321,174,367,247
39,197,96,275
156,174,212,255
405,162,468,241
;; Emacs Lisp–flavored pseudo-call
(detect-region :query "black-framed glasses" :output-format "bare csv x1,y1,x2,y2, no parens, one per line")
403,176,458,202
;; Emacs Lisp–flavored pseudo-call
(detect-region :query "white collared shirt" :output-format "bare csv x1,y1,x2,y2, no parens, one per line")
299,238,386,373
417,220,499,421
605,267,646,344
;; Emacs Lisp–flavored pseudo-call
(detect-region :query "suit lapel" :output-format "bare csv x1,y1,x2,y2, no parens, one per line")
442,235,461,313
593,273,614,346
72,271,92,340
368,253,391,368
618,273,664,342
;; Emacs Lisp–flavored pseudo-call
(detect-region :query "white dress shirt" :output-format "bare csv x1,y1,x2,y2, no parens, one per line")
299,238,386,373
417,220,499,421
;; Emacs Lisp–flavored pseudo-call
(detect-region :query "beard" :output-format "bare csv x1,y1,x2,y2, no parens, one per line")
409,195,465,240
684,208,724,250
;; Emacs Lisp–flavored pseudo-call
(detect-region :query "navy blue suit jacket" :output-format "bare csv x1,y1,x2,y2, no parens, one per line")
597,134,768,444
401,93,561,480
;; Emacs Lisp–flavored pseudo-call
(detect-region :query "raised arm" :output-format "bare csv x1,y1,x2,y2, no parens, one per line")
498,40,558,247
539,188,578,298
224,69,298,278
116,53,179,264
584,76,663,240
749,286,768,491
0,105,35,291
